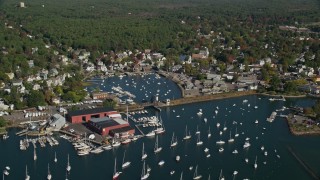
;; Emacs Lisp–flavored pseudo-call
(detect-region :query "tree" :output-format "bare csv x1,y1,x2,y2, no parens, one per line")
27,90,46,107
103,99,117,108
269,75,281,91
0,117,7,127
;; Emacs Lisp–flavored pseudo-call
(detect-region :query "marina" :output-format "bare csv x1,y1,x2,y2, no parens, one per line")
1,73,320,180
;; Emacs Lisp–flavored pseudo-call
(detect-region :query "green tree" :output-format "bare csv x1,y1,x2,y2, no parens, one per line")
103,99,117,108
27,90,46,107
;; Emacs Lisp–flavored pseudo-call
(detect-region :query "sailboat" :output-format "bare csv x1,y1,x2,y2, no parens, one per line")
223,121,227,131
208,126,211,138
141,143,148,160
66,154,71,172
155,116,165,134
219,169,225,180
180,172,183,180
193,165,202,180
254,156,258,169
141,161,150,180
33,147,37,161
154,136,162,153
54,152,57,163
183,125,191,140
234,127,239,137
47,164,52,180
228,131,234,143
65,170,68,180
113,158,121,180
170,132,178,147
25,165,30,180
122,150,131,169
195,125,200,134
196,133,203,146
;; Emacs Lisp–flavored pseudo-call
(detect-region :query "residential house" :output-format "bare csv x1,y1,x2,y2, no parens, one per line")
5,73,14,80
28,60,34,68
12,79,23,86
50,68,59,77
33,84,41,91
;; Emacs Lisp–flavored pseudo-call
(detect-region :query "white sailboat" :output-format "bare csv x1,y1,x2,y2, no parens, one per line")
66,154,71,172
155,116,165,134
223,121,227,131
25,165,30,180
154,136,162,153
170,132,178,147
208,126,211,138
141,143,148,160
47,164,52,180
33,147,37,161
122,150,131,169
219,169,225,180
254,156,258,169
195,125,200,134
183,125,191,140
141,161,150,180
193,165,202,180
180,172,183,180
113,158,121,180
228,131,234,143
196,133,203,146
54,152,57,163
234,127,239,137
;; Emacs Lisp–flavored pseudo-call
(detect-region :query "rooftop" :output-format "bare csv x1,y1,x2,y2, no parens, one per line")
67,107,114,117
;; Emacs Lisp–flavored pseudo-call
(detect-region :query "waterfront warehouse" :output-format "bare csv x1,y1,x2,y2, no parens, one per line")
88,117,134,136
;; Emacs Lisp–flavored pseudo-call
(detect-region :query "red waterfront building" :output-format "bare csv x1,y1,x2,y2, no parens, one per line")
88,117,135,136
66,107,119,123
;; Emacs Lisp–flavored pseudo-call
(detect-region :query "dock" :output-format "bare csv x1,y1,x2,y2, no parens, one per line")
135,124,145,136
16,128,28,136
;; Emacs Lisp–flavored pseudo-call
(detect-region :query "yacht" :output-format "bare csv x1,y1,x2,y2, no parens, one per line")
158,160,165,166
204,148,209,153
216,140,225,145
145,131,156,137
243,141,251,149
232,149,238,154
122,150,131,169
264,151,268,156
216,123,220,128
219,148,224,152
170,171,175,175
197,109,203,116
255,120,259,124
203,118,207,123
175,155,181,162
245,158,249,163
